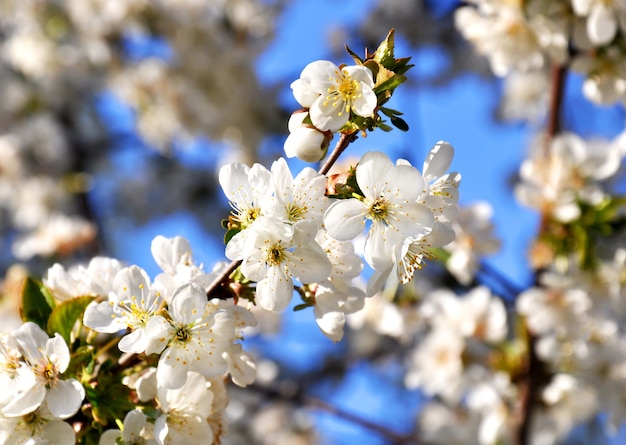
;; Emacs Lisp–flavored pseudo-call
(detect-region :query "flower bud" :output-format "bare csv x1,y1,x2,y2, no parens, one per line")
284,111,330,162
284,126,329,162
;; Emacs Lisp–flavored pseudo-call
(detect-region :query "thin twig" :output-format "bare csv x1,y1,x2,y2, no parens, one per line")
318,132,358,175
544,63,566,152
247,382,425,445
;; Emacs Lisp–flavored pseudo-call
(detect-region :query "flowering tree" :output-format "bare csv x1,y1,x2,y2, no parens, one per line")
1,1,626,444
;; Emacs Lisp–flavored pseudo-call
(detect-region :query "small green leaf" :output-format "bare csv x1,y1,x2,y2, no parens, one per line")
86,360,136,427
377,122,393,132
20,277,56,330
390,115,409,131
224,227,241,244
344,44,364,65
374,29,396,68
47,296,95,344
374,72,407,94
293,303,312,311
380,107,404,117
66,345,96,378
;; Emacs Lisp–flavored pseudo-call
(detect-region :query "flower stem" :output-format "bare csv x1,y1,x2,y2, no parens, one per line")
318,132,358,175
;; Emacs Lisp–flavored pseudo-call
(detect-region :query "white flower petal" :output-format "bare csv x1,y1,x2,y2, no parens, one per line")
46,379,84,419
255,266,293,311
169,283,207,325
587,4,617,45
309,95,350,131
423,141,454,180
324,199,368,241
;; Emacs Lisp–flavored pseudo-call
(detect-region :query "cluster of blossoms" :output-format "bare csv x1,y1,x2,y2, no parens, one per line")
1,235,255,444
0,31,467,444
455,0,626,109
220,143,460,341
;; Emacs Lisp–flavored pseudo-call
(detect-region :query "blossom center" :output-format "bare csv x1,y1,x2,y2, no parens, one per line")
173,325,192,344
286,202,307,222
264,242,286,266
337,74,359,106
21,411,46,436
119,298,152,328
37,360,60,388
368,197,391,222
323,69,361,116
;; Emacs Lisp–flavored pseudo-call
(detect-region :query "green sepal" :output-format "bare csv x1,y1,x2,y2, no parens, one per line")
47,295,96,344
224,227,241,245
293,303,312,311
20,277,56,330
380,107,404,118
345,44,364,65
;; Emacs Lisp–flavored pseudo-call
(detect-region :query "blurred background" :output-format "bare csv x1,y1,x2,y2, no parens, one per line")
1,0,625,444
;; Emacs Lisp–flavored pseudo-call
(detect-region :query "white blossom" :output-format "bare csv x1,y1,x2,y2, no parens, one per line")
292,60,376,131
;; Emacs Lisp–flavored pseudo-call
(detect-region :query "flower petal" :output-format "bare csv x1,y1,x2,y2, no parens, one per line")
324,199,368,241
255,266,293,311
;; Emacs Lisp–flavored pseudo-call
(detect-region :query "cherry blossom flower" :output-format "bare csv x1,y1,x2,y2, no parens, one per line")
405,327,465,402
154,371,214,445
151,235,215,298
44,256,124,301
145,283,236,389
100,409,157,445
292,60,376,131
83,265,164,354
235,218,331,311
0,407,76,444
324,151,434,271
267,157,330,226
8,322,84,419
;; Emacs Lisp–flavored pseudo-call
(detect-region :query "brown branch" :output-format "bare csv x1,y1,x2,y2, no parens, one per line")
514,62,568,445
543,63,567,152
247,382,425,445
318,132,359,175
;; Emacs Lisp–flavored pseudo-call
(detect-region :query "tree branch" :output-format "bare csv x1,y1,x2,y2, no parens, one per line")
247,382,426,445
515,62,568,445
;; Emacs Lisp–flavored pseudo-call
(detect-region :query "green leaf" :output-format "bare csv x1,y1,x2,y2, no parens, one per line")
374,29,396,68
47,296,95,344
293,303,312,311
373,72,407,94
66,345,96,378
390,115,409,131
344,44,364,65
20,277,56,330
380,107,404,117
224,227,241,244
